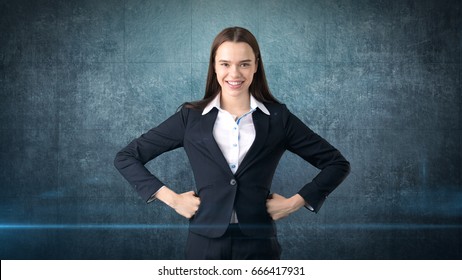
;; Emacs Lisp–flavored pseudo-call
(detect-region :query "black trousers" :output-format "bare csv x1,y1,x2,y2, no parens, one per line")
185,224,282,260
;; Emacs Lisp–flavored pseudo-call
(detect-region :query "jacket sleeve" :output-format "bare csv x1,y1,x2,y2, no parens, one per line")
282,105,350,213
114,107,189,202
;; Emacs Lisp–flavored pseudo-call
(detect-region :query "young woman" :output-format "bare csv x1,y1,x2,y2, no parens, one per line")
114,27,350,260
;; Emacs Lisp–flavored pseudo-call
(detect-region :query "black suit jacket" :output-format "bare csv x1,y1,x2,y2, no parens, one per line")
114,103,350,238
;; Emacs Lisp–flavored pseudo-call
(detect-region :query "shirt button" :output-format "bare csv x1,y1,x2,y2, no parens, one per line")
233,143,237,147
230,164,236,169
230,179,237,186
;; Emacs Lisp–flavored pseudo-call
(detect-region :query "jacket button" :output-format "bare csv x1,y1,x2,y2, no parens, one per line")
230,179,237,186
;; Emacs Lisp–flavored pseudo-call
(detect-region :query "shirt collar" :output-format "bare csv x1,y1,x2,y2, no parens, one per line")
202,94,270,116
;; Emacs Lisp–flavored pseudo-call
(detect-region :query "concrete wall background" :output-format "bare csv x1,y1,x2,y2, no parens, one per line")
0,0,460,259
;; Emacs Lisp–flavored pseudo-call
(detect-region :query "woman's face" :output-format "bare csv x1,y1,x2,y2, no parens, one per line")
214,41,258,100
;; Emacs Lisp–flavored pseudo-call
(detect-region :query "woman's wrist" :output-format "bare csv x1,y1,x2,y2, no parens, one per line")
155,186,179,208
289,194,305,211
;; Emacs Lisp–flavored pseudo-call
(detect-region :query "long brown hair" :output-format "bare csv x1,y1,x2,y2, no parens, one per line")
185,27,279,110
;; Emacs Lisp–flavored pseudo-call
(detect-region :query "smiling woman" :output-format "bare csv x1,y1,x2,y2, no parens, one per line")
214,42,258,116
185,27,278,111
114,26,350,260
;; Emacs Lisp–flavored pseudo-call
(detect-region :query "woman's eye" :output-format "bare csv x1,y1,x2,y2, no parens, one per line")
221,63,229,67
241,63,249,67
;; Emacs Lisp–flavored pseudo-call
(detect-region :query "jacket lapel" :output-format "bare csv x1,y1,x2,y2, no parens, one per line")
200,108,234,177
235,109,270,176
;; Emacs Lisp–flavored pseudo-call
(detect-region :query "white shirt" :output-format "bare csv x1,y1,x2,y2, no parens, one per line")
202,94,270,222
202,94,270,173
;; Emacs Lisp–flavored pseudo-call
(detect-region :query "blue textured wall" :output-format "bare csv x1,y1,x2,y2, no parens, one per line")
0,0,461,259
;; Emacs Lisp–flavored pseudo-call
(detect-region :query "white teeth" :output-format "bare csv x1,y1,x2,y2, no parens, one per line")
227,81,242,85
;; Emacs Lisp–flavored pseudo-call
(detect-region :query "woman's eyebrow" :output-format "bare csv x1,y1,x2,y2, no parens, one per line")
218,59,253,63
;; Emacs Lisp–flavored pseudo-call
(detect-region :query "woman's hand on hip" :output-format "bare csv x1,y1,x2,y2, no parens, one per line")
155,187,201,219
266,193,305,221
172,191,201,219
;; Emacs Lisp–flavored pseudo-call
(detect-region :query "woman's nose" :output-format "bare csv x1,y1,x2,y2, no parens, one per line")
229,65,240,77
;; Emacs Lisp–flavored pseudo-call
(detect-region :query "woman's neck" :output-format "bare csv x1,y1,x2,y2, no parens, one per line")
220,92,251,117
